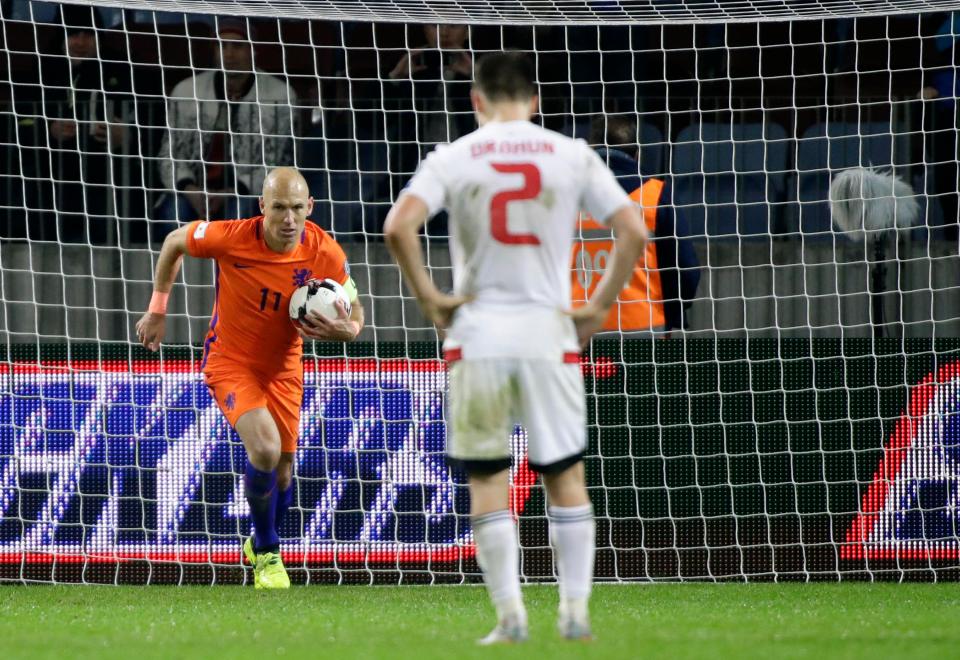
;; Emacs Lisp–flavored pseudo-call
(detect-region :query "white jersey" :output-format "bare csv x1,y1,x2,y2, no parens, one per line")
404,120,631,360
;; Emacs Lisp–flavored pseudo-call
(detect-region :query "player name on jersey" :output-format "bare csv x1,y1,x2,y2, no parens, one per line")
470,140,556,158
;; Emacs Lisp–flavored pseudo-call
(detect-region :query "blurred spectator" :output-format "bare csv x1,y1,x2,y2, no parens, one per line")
40,4,133,243
156,18,297,235
387,24,474,185
572,116,700,334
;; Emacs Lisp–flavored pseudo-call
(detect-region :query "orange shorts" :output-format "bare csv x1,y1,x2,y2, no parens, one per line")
204,360,304,454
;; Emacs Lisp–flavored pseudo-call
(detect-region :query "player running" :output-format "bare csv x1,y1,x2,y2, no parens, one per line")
384,53,646,642
136,167,364,589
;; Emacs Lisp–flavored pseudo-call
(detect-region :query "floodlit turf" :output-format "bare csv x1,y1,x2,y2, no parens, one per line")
1,583,958,659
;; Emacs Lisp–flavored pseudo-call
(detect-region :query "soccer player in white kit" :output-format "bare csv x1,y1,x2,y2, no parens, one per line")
384,52,646,644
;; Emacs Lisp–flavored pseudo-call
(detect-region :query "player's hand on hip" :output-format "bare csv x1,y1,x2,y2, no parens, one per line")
567,303,608,349
422,293,471,329
135,312,166,352
297,302,358,342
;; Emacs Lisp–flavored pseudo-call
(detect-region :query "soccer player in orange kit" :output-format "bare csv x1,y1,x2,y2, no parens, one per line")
136,167,364,588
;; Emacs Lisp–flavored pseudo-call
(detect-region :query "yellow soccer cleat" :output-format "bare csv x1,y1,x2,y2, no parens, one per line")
242,537,262,588
242,537,257,566
254,551,291,590
243,537,290,589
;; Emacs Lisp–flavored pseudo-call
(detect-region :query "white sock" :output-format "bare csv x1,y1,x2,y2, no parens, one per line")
472,509,526,623
549,503,595,620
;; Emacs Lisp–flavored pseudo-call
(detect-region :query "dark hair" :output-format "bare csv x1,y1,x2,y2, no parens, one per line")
218,17,254,40
590,115,638,159
474,52,536,102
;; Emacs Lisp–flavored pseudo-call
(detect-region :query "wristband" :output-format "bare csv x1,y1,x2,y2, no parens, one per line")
148,291,170,314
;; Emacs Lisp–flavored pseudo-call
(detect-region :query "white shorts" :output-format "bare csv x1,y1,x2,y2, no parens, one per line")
446,358,586,474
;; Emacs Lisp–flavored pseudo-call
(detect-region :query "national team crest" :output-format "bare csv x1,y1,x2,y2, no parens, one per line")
843,361,960,560
292,268,313,287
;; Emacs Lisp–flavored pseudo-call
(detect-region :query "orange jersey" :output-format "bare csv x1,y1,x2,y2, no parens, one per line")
571,179,665,331
186,216,350,379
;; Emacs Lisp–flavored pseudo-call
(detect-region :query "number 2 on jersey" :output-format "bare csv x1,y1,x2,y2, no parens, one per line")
490,162,542,245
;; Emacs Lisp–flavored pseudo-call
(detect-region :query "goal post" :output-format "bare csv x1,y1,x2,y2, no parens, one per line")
1,0,960,584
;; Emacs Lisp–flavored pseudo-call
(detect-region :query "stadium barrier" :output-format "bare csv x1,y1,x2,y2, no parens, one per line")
2,338,958,584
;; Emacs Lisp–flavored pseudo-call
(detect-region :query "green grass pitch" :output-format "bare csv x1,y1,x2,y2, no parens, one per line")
1,583,958,659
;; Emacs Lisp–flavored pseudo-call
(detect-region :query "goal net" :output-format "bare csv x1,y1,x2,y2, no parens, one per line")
2,0,960,584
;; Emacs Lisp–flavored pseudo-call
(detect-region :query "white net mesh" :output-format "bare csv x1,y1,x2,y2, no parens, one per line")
49,0,960,24
1,0,959,583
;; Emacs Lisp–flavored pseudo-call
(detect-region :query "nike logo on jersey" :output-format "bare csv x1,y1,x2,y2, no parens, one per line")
233,263,253,269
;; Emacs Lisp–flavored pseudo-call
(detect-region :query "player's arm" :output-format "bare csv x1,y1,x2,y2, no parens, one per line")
384,193,470,328
569,203,647,346
135,225,190,351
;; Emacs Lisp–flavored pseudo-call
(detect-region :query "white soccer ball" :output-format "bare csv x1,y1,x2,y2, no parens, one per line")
289,278,351,323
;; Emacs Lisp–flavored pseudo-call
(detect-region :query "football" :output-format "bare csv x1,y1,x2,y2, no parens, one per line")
289,278,352,323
